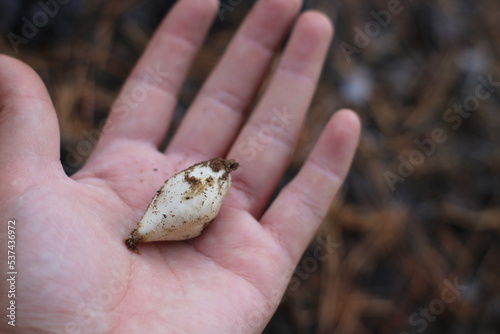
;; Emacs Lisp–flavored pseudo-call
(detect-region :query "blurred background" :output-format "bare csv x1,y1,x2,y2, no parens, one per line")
1,0,499,333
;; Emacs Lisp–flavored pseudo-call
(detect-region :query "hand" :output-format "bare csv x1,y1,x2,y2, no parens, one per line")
0,0,359,333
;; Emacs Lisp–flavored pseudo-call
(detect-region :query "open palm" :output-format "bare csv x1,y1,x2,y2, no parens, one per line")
0,1,360,333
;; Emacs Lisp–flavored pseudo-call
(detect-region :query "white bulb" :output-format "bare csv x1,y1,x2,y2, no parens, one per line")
125,158,239,252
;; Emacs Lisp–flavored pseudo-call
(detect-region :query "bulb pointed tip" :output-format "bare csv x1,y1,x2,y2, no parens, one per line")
125,229,143,253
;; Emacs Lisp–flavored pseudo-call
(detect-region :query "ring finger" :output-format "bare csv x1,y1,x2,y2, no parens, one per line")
227,11,334,217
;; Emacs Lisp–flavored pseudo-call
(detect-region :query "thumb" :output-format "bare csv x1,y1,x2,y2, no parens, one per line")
0,55,63,189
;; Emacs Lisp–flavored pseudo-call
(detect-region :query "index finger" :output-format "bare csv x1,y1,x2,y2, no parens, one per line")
94,0,218,152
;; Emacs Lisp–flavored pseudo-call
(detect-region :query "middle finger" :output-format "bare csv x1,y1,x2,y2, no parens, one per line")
166,0,301,158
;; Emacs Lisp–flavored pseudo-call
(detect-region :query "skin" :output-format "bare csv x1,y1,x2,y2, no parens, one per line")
0,0,360,333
